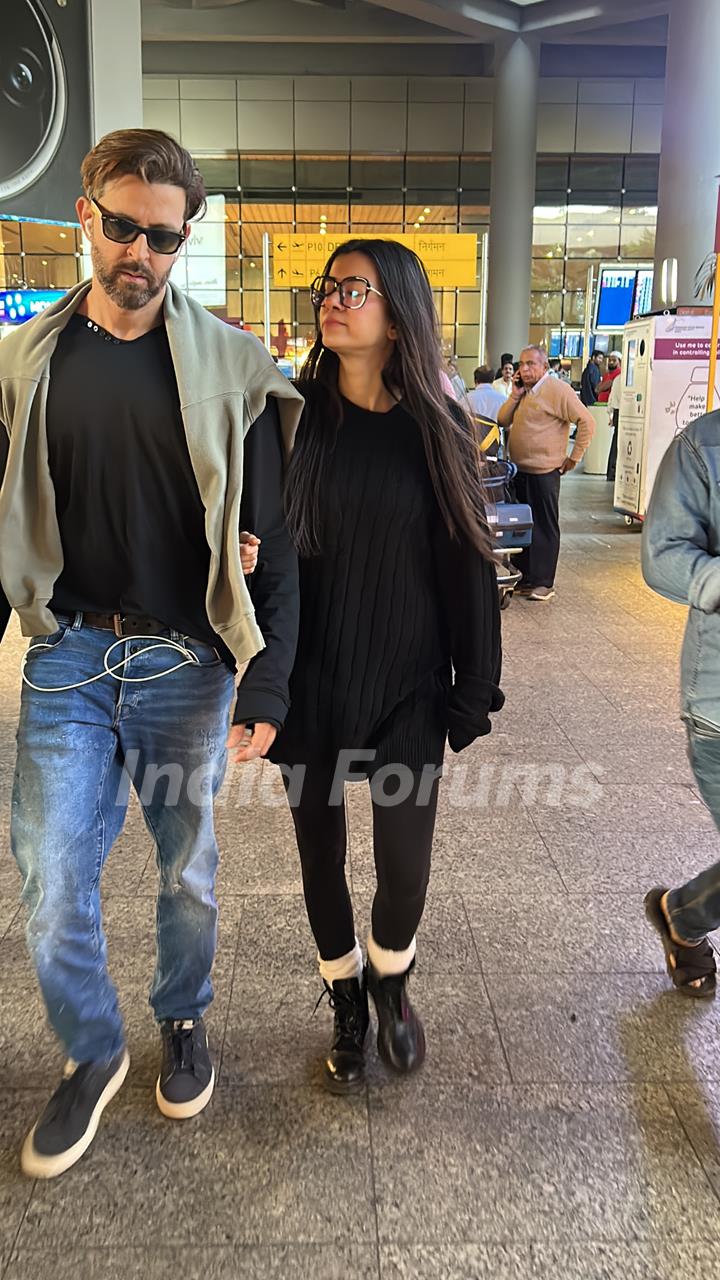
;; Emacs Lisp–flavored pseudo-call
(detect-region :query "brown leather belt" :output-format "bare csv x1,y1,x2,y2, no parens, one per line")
81,612,171,639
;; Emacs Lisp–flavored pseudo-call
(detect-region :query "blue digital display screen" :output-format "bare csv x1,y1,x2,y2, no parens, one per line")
596,269,637,329
0,289,64,325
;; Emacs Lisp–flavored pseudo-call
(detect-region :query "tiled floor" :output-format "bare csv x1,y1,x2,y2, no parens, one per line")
2,476,720,1279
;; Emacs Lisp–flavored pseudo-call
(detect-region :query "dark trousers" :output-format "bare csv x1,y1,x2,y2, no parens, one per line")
514,468,562,590
606,409,619,482
285,763,439,958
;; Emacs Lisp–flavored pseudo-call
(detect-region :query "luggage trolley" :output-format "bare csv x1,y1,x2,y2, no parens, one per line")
474,417,534,610
483,456,534,612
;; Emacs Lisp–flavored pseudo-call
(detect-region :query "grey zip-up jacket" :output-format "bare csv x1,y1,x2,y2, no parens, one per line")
642,410,720,732
0,279,304,672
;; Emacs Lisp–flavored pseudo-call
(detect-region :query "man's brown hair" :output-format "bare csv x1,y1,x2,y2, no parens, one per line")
80,129,206,223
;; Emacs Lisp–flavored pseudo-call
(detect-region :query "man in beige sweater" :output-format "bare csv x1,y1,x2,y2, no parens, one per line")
498,345,595,601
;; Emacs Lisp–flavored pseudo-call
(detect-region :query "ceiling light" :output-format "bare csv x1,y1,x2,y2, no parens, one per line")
418,215,425,222
424,207,431,214
320,215,327,222
320,226,327,234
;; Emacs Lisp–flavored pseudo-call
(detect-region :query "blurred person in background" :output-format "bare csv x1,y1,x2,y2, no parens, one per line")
597,350,622,404
493,358,515,400
468,365,505,422
580,350,605,406
498,345,595,602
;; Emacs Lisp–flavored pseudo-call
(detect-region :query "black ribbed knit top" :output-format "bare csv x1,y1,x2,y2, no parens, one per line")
270,394,504,770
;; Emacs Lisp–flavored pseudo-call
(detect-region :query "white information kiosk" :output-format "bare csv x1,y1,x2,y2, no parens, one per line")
614,309,719,523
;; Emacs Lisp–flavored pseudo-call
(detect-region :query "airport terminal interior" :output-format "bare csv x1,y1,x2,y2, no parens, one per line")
2,1,720,1277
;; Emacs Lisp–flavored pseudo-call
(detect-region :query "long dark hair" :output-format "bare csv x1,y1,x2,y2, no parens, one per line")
285,238,494,560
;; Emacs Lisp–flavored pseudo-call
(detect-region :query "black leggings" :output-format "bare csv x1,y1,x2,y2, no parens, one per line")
285,762,439,959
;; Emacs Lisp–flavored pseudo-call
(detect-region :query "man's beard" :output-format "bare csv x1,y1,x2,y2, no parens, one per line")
92,242,172,310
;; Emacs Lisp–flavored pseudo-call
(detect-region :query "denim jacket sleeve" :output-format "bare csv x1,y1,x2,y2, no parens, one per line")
642,431,720,612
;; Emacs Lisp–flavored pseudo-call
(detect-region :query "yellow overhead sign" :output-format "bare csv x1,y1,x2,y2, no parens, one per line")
272,232,478,289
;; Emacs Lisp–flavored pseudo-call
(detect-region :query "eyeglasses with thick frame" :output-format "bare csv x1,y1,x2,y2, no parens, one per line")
310,274,385,310
91,199,188,256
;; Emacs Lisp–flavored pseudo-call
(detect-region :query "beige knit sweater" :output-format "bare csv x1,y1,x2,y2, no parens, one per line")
498,377,595,473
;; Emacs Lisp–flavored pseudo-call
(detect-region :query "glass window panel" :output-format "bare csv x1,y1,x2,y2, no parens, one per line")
195,156,239,189
565,259,594,290
567,201,620,225
350,189,403,211
529,325,549,350
351,157,404,187
351,206,404,226
23,255,79,288
296,292,316,326
624,156,659,192
622,201,658,225
296,156,349,188
569,158,623,191
620,224,656,258
242,292,265,323
295,194,348,214
531,259,565,290
406,202,457,229
563,291,586,325
225,224,240,256
241,156,294,189
242,258,263,288
567,226,619,258
533,204,567,225
530,293,563,324
22,223,76,253
438,292,456,325
405,158,459,187
536,158,569,191
0,255,23,287
220,260,239,289
532,223,566,258
456,291,480,324
348,222,404,235
455,325,479,359
240,200,295,221
223,291,242,321
534,191,567,213
440,322,456,354
269,291,293,324
0,221,21,252
459,201,490,228
405,188,457,209
460,158,491,187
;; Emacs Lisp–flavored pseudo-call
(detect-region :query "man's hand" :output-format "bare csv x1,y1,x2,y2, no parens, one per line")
240,531,261,576
560,457,578,475
227,722,277,764
510,373,525,402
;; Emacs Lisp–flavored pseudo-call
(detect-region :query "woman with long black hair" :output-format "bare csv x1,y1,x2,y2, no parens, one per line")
236,239,503,1091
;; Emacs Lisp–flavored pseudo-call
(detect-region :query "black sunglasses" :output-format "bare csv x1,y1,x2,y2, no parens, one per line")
310,274,385,310
92,200,187,255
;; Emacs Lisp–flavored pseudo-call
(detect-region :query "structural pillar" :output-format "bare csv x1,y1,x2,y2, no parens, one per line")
89,0,143,142
486,36,540,368
653,0,720,308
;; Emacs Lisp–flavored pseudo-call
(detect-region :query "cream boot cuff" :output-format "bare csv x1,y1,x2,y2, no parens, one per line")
367,932,416,977
318,939,364,987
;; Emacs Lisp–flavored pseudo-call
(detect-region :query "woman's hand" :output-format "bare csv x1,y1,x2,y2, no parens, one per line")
240,531,261,575
227,722,277,763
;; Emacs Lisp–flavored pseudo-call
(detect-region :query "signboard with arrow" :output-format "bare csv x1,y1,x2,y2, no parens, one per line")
272,232,478,288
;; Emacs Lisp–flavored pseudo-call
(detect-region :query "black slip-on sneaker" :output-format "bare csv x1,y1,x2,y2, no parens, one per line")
156,1018,214,1119
21,1048,130,1179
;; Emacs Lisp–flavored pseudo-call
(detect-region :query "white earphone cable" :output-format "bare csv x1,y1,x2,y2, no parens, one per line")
21,634,201,694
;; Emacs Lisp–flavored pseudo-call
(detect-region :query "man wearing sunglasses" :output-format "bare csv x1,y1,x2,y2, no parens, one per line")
0,129,303,1177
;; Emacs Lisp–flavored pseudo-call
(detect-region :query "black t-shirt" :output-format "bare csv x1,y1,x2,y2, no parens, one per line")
0,311,299,729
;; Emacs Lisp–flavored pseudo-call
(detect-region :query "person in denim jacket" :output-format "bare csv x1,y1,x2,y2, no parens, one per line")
642,410,720,998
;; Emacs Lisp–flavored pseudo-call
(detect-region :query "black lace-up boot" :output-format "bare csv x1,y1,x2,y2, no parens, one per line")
367,958,425,1074
320,975,370,1095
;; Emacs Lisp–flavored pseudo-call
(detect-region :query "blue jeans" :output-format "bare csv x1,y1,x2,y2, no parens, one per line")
11,614,236,1064
666,724,720,941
